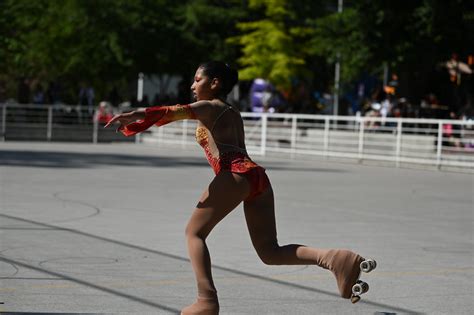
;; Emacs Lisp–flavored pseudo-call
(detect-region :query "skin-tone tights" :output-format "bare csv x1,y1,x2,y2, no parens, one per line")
181,171,363,315
107,103,364,314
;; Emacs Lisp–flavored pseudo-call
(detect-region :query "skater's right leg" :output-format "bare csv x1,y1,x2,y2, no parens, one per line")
182,171,250,315
243,186,363,298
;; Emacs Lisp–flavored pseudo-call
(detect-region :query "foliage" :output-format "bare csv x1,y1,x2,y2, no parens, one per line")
1,0,181,100
228,0,312,88
307,8,369,83
176,0,246,73
307,0,474,96
0,0,472,103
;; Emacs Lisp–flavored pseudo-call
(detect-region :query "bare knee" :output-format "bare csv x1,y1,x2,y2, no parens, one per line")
185,222,208,241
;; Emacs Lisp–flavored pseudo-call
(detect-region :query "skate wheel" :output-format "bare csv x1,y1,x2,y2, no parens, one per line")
351,295,361,304
360,259,377,273
352,280,369,296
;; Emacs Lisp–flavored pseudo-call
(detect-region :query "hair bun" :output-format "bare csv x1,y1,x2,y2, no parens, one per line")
199,61,238,96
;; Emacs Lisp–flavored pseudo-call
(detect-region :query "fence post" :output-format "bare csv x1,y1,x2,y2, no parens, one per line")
436,121,443,168
47,106,53,141
324,116,330,156
92,110,98,144
291,115,297,158
358,117,365,162
260,114,267,156
1,105,6,141
395,119,402,167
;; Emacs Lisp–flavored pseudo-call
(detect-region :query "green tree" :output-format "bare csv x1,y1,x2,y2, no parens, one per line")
228,0,313,88
0,0,179,101
307,8,370,84
308,0,474,99
0,0,248,101
1,0,471,105
175,0,247,75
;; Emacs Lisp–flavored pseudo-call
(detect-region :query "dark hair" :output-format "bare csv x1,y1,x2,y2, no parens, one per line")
199,61,238,96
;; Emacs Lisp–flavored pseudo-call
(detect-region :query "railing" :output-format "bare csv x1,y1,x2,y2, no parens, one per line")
0,103,134,143
141,112,474,170
1,103,473,169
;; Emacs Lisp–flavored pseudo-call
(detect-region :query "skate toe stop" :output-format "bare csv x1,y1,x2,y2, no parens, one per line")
351,295,361,304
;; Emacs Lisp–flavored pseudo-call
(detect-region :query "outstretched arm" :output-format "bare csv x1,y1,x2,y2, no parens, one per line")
105,101,210,136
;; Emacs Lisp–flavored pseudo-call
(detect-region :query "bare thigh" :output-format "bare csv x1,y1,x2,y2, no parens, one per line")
186,171,250,238
243,185,278,250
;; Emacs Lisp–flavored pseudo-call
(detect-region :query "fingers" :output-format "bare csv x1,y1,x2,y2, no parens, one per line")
104,112,137,132
104,115,121,128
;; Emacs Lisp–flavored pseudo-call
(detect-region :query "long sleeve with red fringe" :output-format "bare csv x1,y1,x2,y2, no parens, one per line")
118,104,196,137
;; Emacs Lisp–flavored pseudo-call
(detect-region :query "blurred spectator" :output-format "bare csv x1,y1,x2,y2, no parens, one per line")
107,86,121,107
444,53,472,113
420,93,448,119
249,78,282,113
460,104,474,120
78,82,95,114
289,80,312,113
384,73,399,97
261,85,273,112
94,101,114,124
152,93,160,106
139,94,150,107
442,111,463,148
32,83,45,105
250,78,269,113
313,91,333,115
379,97,392,123
46,81,61,104
364,102,381,129
445,53,472,85
0,79,7,103
118,101,132,113
130,96,139,108
18,77,31,104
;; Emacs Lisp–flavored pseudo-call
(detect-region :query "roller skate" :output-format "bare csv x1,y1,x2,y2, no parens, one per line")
350,258,377,303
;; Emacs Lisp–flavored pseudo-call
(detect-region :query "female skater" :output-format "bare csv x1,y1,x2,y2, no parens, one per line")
105,61,374,315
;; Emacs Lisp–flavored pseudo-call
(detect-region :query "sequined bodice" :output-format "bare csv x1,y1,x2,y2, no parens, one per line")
195,125,259,174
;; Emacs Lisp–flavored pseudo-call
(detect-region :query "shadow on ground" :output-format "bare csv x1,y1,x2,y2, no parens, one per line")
0,150,347,173
0,214,423,315
0,150,207,169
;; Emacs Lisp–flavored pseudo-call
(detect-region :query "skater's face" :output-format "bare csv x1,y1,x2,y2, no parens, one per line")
191,67,220,101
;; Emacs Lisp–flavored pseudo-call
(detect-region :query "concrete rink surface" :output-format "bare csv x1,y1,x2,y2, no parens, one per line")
0,142,472,315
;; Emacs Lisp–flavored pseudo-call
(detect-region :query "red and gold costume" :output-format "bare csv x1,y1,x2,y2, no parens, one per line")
118,105,197,136
195,117,270,201
116,104,269,201
114,104,371,311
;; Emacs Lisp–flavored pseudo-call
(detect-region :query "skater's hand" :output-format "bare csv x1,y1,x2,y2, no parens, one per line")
104,111,141,132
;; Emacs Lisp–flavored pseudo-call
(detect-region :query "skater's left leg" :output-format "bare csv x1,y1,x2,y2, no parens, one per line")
243,186,363,298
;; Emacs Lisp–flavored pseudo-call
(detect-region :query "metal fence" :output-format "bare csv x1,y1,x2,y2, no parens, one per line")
0,103,133,143
141,112,474,169
2,103,473,169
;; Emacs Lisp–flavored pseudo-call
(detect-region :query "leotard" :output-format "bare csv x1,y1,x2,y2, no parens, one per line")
117,104,270,201
195,105,270,201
